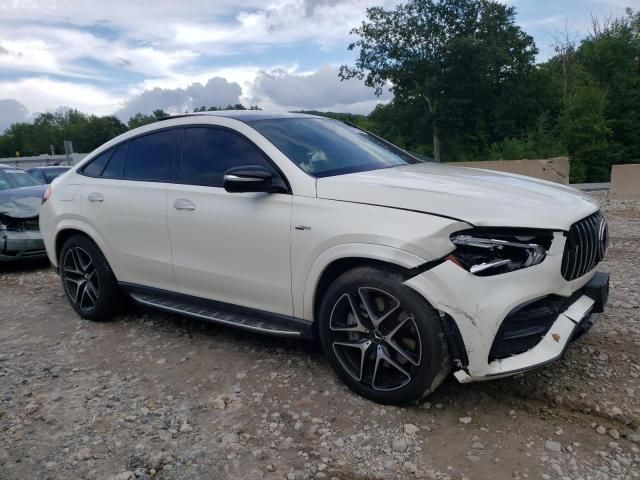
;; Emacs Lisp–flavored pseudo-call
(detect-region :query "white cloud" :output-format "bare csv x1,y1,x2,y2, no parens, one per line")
0,77,122,116
0,0,397,56
171,0,399,54
115,77,243,120
0,99,28,133
0,0,398,117
252,65,389,111
0,24,200,79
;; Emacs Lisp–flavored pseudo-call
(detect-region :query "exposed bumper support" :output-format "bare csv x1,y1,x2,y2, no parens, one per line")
0,229,46,261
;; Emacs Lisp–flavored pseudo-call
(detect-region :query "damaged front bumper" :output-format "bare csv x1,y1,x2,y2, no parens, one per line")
454,272,608,382
0,228,46,261
404,230,609,382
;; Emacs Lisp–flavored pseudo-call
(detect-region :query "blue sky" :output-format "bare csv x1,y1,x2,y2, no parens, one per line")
0,0,632,131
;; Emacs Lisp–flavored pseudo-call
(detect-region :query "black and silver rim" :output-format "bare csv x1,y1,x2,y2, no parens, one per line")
329,287,422,392
62,246,100,312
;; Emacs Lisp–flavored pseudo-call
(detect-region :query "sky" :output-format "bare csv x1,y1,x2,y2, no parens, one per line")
0,0,633,132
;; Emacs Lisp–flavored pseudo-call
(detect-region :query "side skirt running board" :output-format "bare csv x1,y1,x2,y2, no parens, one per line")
119,283,313,340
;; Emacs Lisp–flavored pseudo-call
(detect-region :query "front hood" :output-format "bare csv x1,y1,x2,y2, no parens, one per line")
316,163,598,230
0,185,46,219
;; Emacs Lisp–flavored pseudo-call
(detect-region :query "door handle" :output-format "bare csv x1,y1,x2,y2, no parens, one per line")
173,198,196,211
88,192,104,202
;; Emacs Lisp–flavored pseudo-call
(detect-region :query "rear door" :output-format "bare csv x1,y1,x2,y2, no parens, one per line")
166,126,293,315
80,128,179,291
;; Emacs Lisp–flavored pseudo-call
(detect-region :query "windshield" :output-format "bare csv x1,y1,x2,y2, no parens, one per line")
0,168,42,190
250,118,423,177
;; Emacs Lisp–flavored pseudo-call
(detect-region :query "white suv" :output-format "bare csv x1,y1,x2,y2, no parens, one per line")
40,111,609,404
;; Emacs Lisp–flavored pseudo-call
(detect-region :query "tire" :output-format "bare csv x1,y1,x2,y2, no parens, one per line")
59,234,124,321
318,266,451,405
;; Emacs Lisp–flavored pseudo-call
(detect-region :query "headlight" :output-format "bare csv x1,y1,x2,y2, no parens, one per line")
449,229,554,276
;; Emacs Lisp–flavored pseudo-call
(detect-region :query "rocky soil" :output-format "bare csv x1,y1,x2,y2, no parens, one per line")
1,191,639,480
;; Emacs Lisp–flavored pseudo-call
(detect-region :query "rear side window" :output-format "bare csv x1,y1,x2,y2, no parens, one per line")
82,149,112,177
180,127,275,187
43,168,68,183
102,142,127,178
124,129,177,181
30,170,45,183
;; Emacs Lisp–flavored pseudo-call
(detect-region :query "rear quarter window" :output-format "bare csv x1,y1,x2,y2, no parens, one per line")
102,143,127,178
82,149,113,177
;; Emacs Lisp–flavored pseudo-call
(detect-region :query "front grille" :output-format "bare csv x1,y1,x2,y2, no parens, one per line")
561,211,607,281
23,220,40,231
0,215,40,232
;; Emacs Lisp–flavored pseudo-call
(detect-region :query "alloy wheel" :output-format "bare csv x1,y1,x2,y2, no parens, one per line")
329,287,422,391
62,246,100,312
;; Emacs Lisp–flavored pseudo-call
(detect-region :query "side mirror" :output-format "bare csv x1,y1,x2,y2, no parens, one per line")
223,165,286,193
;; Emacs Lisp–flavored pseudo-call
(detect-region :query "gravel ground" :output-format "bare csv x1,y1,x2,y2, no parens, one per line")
1,191,639,480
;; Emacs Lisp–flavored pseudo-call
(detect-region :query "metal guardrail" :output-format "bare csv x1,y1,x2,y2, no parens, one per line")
0,153,86,168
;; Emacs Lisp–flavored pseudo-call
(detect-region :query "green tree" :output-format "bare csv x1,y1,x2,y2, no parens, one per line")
127,109,168,129
127,113,158,129
578,9,640,167
340,0,537,161
560,85,611,182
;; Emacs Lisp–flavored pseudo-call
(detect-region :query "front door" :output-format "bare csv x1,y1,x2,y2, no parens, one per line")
166,126,293,316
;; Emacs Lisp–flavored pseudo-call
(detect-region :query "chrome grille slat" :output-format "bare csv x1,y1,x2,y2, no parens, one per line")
561,211,606,281
575,223,584,277
586,216,596,272
578,222,588,277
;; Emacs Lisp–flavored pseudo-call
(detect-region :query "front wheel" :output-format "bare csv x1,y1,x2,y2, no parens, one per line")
318,266,451,405
59,234,124,321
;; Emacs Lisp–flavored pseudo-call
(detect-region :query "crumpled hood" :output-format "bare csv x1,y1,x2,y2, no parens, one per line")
0,185,46,219
316,163,599,230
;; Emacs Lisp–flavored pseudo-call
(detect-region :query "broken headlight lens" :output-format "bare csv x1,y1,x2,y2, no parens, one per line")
449,229,554,276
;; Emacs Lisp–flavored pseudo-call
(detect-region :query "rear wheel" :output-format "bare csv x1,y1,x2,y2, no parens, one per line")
59,235,124,320
318,266,451,404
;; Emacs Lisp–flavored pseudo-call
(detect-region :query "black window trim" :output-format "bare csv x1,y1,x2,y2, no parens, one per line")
79,147,115,178
102,141,129,179
77,124,291,193
175,124,292,194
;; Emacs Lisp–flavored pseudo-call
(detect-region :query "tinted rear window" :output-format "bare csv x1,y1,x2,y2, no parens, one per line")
102,142,127,178
43,169,68,182
124,129,177,181
82,149,112,177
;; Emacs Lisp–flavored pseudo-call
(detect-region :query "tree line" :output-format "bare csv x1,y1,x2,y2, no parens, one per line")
337,1,639,182
0,104,259,159
0,0,638,182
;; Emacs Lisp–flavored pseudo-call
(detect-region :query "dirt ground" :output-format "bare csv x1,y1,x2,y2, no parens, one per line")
1,191,639,480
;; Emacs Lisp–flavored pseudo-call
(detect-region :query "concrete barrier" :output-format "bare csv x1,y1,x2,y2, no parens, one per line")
610,164,640,200
447,157,570,184
0,153,86,169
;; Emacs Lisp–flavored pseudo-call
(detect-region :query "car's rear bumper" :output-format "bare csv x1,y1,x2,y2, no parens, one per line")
0,230,47,261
